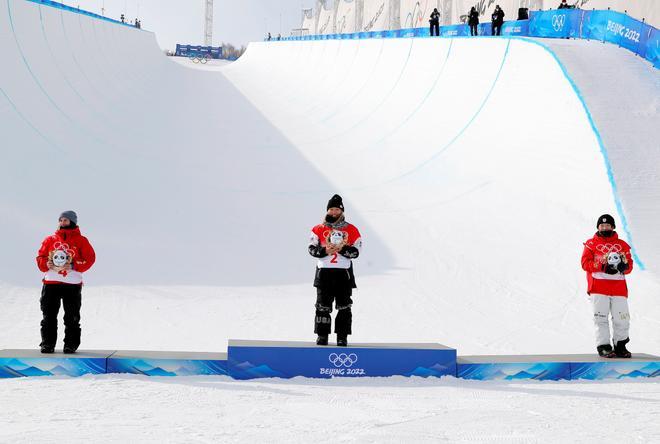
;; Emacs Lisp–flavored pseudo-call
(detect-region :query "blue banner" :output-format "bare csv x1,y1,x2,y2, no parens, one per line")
501,20,529,36
175,44,223,59
27,0,142,29
227,340,457,380
277,9,657,70
645,27,660,68
583,10,642,52
529,9,583,38
440,24,469,37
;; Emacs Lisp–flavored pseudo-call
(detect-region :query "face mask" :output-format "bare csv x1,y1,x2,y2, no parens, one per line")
325,214,338,223
598,230,613,237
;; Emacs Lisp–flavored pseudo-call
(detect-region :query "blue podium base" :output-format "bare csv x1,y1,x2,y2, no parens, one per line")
2,348,657,381
227,340,457,379
458,354,660,381
0,349,110,378
107,350,228,376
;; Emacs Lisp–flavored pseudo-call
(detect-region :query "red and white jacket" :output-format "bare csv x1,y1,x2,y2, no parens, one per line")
309,222,362,269
581,232,633,297
36,227,96,285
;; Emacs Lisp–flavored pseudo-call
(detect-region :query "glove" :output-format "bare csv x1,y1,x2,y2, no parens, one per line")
603,264,618,275
617,262,629,273
339,245,359,259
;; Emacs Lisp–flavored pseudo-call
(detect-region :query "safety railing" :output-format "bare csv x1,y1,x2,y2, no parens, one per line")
276,9,659,69
25,0,143,29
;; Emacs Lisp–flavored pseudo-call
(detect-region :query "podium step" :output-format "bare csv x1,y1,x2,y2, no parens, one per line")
0,349,111,378
227,340,457,379
1,348,656,381
457,354,660,381
107,350,228,376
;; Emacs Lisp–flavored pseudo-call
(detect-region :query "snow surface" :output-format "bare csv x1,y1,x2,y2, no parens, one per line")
0,1,659,441
537,38,660,275
1,375,659,443
167,56,233,71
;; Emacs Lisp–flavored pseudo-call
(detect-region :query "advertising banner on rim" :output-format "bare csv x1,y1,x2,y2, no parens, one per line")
528,9,584,38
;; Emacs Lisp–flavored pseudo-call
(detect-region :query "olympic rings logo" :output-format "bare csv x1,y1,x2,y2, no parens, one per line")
329,353,358,368
595,244,622,254
552,14,566,31
53,241,75,257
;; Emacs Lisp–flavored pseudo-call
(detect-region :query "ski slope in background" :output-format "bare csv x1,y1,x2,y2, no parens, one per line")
1,0,659,356
1,1,659,441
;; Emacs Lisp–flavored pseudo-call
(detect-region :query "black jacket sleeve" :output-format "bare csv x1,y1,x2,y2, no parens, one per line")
309,244,328,258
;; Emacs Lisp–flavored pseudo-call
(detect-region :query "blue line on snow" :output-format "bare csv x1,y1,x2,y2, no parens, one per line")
380,38,512,185
517,37,645,270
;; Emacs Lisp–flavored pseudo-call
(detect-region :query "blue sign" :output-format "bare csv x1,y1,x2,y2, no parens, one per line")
457,354,659,381
501,20,529,36
26,0,138,29
0,350,109,378
107,351,228,376
228,340,457,380
283,9,657,70
571,360,660,380
529,9,583,38
458,361,571,381
441,24,469,37
176,44,223,59
646,28,660,68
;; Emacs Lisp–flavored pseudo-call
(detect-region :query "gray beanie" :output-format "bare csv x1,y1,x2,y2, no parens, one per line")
59,210,78,225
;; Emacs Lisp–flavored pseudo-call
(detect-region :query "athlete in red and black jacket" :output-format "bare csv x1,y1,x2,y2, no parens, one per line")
36,211,95,354
308,194,362,347
581,214,633,358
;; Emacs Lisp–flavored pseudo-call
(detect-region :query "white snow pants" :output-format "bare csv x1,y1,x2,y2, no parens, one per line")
589,294,630,346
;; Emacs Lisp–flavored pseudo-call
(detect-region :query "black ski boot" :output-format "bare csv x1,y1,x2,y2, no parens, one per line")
614,338,631,358
63,346,77,354
336,334,348,347
597,344,615,358
316,335,328,346
40,345,54,354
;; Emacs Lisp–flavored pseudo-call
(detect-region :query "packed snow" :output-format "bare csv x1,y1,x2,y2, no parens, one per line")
1,375,659,443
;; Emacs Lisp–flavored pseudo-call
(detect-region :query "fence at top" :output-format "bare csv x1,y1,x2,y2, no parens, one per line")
25,0,143,29
276,8,659,69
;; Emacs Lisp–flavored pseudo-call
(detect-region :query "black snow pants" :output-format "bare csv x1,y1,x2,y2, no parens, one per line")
430,22,440,36
314,268,354,336
40,284,82,349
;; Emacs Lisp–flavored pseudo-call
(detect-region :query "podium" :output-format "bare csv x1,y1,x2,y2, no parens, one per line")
107,351,228,376
0,349,110,378
569,354,659,380
1,348,656,380
227,340,457,380
458,354,660,381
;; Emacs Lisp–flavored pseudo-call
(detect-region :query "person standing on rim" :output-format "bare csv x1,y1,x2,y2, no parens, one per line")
308,195,362,347
429,8,440,37
36,211,96,354
468,7,479,36
581,214,634,358
491,5,505,36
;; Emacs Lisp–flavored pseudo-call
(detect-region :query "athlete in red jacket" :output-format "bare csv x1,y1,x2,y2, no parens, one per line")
581,214,633,358
36,211,95,354
308,195,362,347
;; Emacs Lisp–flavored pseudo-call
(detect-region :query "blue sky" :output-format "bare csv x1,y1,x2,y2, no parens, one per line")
64,0,315,49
